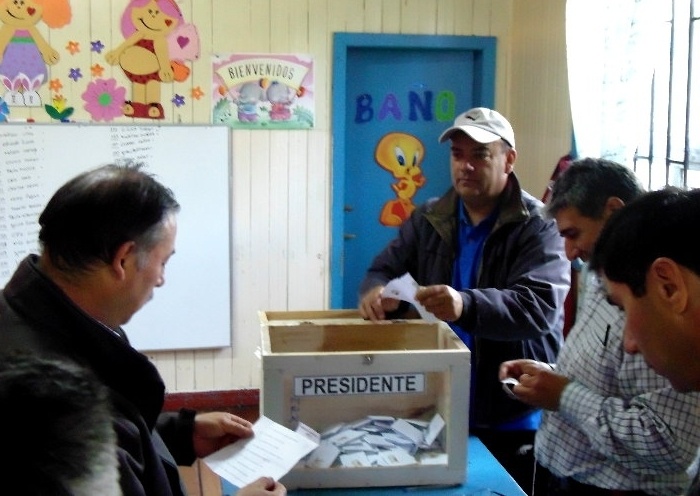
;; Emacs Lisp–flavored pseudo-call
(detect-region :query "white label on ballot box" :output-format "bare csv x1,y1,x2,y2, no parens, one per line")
294,373,425,396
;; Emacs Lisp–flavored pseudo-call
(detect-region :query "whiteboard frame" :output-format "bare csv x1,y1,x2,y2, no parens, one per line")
0,123,232,351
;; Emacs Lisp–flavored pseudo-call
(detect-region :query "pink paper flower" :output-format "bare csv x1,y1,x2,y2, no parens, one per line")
82,78,126,122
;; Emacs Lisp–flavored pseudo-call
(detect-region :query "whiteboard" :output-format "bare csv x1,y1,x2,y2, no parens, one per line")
0,123,231,351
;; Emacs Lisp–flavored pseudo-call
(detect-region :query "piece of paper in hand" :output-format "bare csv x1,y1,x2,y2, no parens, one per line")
382,273,438,322
203,416,319,488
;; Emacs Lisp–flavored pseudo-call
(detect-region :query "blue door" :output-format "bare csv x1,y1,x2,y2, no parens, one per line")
331,33,496,308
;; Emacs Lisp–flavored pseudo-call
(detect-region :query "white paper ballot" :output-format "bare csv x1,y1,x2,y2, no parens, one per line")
305,443,340,469
203,416,319,488
382,273,438,322
423,413,446,446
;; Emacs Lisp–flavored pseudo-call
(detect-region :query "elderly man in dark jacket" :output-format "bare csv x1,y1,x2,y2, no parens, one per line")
0,164,285,496
359,107,570,495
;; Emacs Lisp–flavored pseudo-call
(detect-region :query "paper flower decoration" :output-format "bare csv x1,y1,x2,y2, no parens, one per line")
82,78,126,122
68,68,82,82
191,86,204,100
172,94,185,107
91,40,105,53
45,94,74,122
49,78,63,92
66,41,80,55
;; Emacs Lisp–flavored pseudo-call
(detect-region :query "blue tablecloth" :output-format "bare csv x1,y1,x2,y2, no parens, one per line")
221,436,526,496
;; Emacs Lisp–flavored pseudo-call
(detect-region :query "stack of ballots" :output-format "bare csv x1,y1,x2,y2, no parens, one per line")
302,413,446,469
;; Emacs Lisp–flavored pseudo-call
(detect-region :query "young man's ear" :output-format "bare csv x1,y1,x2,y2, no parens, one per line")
650,257,688,314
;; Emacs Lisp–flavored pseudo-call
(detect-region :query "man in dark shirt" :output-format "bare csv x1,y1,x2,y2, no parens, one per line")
0,163,285,496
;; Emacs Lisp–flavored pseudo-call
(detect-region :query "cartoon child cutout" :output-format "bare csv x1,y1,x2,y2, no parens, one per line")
106,0,199,120
0,0,71,107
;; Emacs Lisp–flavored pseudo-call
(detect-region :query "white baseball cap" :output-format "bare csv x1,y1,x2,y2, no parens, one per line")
438,107,515,148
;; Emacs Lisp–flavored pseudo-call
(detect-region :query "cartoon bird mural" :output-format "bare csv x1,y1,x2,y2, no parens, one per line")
374,132,427,227
0,0,71,107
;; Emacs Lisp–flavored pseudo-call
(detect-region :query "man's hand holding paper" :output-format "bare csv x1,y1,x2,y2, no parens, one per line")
414,284,464,323
381,273,439,323
358,285,400,321
204,416,318,491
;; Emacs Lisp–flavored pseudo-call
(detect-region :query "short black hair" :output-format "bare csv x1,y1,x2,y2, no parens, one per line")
545,157,644,219
0,354,119,496
38,163,180,272
590,187,700,296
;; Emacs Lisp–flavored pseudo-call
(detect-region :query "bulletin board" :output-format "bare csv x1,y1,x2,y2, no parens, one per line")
0,123,232,351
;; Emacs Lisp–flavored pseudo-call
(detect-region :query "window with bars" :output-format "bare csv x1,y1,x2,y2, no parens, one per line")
634,0,700,189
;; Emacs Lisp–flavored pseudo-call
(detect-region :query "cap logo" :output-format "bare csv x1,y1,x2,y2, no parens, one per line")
437,107,515,147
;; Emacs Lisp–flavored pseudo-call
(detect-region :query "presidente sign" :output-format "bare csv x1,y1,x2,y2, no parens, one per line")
294,373,425,397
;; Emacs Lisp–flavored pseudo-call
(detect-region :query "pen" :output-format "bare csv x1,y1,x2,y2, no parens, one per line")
603,324,610,347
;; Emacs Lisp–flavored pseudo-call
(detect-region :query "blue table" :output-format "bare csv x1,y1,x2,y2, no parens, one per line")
222,436,526,496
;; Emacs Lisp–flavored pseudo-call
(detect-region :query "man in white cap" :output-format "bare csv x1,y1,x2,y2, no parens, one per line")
358,107,570,494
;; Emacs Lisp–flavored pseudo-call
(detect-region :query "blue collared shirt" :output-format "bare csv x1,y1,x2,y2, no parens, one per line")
450,202,541,431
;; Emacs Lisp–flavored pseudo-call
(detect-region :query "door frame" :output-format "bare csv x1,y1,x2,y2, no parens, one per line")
330,33,496,308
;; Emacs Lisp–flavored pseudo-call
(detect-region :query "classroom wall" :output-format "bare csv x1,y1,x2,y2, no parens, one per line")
3,0,571,392
166,0,571,393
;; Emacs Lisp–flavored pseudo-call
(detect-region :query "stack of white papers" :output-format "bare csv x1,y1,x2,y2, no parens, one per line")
303,413,447,469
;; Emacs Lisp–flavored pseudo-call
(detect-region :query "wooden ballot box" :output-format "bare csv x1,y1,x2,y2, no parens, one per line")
259,310,470,489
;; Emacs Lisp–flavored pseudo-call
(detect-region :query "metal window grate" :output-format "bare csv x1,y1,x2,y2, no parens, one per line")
634,0,700,189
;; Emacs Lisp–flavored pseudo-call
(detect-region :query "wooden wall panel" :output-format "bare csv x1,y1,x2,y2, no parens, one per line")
268,132,291,310
380,0,401,33
454,0,476,34
510,0,572,195
4,0,571,393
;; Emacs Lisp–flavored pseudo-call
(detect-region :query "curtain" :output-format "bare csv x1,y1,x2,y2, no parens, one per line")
566,0,664,165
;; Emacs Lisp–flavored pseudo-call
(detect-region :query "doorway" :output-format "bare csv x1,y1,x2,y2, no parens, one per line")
330,33,496,308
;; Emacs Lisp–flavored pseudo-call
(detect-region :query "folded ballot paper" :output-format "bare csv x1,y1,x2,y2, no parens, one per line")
203,416,319,488
382,273,438,322
302,413,447,469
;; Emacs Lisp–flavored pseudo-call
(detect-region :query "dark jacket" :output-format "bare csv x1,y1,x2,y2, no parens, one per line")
0,256,196,496
360,173,570,427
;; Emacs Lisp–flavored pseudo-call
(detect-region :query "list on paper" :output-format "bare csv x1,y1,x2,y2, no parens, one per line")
203,416,319,488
